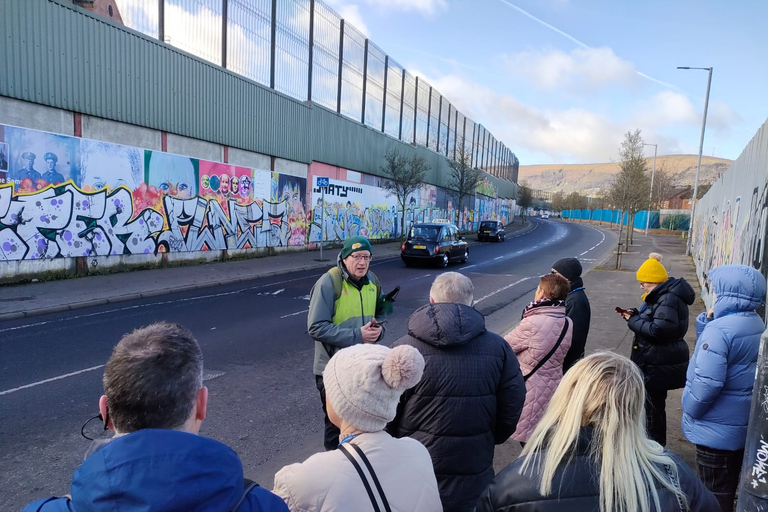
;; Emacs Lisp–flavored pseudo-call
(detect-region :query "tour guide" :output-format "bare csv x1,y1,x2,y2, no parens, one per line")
307,235,384,450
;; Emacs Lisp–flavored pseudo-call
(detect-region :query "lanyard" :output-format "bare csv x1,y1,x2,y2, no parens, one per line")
339,433,361,446
568,287,584,295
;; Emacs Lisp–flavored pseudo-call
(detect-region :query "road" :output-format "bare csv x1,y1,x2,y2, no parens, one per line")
0,218,613,510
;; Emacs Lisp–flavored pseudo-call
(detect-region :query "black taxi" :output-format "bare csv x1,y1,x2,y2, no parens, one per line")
400,220,469,267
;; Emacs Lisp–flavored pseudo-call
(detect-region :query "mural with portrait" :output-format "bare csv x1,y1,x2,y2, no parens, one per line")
4,126,81,191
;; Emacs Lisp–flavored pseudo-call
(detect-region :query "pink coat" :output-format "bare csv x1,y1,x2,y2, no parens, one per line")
504,305,572,442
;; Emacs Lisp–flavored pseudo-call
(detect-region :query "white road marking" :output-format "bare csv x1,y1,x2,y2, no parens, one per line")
0,365,105,396
473,277,535,305
413,274,433,280
271,289,285,295
462,265,477,270
280,309,308,319
494,256,504,260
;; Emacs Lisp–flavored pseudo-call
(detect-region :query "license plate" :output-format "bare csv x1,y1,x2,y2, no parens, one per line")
413,245,426,249
482,231,490,233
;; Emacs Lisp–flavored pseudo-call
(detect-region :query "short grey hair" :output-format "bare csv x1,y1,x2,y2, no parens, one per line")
430,272,474,306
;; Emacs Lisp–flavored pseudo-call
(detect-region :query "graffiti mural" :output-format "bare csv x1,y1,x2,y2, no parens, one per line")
691,118,768,305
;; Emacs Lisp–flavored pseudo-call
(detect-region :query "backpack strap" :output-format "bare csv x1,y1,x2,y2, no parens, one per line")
339,443,391,512
230,481,260,512
523,319,569,382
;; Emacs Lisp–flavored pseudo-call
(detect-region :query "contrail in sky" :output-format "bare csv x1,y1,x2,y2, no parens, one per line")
497,0,680,91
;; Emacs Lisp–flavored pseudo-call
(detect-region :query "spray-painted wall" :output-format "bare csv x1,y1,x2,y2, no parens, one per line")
691,117,768,307
0,123,513,279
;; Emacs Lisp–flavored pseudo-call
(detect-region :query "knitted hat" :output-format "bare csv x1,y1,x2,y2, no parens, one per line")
552,257,582,281
636,254,668,283
340,236,372,259
323,344,425,432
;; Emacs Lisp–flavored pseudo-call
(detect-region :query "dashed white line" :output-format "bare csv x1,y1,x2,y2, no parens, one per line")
0,365,105,396
494,256,504,260
280,309,308,319
474,277,535,305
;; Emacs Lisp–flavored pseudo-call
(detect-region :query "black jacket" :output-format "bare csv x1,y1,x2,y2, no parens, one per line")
562,277,591,372
388,303,526,512
628,277,695,391
476,427,719,512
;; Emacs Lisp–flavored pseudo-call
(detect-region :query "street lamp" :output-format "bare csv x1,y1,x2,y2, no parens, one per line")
677,66,713,255
642,143,657,235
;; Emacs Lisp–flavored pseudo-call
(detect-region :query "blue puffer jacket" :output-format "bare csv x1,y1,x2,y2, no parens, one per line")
682,265,767,451
22,429,289,512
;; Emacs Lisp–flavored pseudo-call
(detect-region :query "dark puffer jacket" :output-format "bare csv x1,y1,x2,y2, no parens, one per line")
628,277,695,391
562,276,591,372
476,427,719,512
388,303,526,512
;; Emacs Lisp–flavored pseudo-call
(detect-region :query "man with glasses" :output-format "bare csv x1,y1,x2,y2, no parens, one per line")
307,235,384,450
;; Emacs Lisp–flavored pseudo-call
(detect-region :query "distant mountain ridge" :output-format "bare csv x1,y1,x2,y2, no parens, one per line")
518,155,732,197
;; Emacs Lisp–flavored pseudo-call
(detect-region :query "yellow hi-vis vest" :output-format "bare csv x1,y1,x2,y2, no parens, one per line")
331,275,378,325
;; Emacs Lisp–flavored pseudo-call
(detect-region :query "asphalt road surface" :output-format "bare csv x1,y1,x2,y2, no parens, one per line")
0,218,613,510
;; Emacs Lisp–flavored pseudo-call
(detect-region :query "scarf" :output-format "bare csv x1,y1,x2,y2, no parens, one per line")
522,297,565,319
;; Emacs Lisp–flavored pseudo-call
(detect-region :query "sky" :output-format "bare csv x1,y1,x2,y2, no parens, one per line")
322,0,767,165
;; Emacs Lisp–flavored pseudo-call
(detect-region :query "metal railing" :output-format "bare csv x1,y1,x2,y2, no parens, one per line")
112,0,519,181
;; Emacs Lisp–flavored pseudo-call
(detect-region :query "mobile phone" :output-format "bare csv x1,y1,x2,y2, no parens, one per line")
615,307,630,315
371,319,386,327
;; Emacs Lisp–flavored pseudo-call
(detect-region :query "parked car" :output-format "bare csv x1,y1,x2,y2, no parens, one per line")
477,220,505,242
541,213,550,219
401,220,469,267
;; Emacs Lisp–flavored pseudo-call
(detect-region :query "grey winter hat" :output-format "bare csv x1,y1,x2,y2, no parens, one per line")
323,344,425,432
552,257,582,281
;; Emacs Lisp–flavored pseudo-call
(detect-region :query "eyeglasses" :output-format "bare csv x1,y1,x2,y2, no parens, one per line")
348,254,372,262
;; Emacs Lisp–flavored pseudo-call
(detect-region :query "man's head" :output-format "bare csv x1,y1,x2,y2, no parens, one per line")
22,151,35,170
44,152,58,170
99,322,207,435
429,272,474,306
551,257,582,282
341,236,372,280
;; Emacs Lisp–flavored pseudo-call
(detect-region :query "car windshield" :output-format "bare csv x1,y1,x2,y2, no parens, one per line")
409,226,439,240
479,221,497,229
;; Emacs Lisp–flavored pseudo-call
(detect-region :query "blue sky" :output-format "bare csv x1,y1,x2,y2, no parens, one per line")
325,0,767,165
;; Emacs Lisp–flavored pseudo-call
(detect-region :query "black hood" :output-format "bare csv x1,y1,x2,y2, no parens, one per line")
407,302,487,347
648,277,695,306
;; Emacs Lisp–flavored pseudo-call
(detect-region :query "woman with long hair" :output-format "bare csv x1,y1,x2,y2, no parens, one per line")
477,352,718,512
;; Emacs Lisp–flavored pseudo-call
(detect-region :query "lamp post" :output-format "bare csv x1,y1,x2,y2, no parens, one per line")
677,66,713,255
642,143,657,236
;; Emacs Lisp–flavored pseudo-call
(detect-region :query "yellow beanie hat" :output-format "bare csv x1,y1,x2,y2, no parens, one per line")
636,257,668,283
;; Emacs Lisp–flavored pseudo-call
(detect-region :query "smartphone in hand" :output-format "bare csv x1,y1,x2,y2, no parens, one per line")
615,307,631,315
370,319,386,328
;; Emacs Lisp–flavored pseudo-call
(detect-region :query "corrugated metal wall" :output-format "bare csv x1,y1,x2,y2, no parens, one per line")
0,0,516,198
691,117,768,308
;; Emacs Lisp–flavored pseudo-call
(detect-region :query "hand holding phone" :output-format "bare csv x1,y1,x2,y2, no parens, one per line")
615,306,630,315
370,318,386,328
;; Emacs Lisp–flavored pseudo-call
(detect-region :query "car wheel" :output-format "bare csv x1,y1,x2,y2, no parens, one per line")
460,249,468,263
403,258,413,267
439,253,449,268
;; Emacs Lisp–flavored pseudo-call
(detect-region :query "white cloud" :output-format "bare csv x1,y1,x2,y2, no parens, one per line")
504,47,639,93
633,92,698,128
332,3,370,37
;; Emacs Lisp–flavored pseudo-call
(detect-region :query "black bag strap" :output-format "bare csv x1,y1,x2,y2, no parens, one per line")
230,481,259,512
339,443,392,512
523,319,569,382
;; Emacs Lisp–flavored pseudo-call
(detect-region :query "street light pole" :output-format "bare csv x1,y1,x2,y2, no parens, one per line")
677,66,713,255
642,143,657,236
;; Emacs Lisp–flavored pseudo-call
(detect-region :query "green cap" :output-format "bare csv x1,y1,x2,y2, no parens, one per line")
341,236,372,258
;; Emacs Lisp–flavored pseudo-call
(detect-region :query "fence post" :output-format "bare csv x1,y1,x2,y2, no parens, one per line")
269,0,276,89
436,95,442,152
336,19,344,113
158,0,164,42
221,0,227,67
446,103,452,157
380,55,388,132
736,327,768,511
361,38,368,124
307,0,314,102
412,76,418,144
398,70,405,140
425,86,432,148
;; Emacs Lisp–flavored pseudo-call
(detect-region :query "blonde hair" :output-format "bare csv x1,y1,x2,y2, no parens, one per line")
519,352,688,512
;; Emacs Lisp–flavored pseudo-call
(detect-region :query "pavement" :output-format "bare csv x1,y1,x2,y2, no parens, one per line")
493,219,704,471
0,221,537,322
1,217,705,471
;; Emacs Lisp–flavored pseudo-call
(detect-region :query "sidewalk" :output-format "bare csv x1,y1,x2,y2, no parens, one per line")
0,221,534,322
493,222,704,471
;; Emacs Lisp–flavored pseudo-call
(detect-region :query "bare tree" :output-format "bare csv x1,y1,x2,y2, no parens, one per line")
517,182,533,224
650,163,675,210
608,129,651,247
447,140,482,229
380,147,430,239
550,191,565,213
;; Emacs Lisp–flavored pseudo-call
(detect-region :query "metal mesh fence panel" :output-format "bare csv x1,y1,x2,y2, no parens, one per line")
115,0,159,38
364,42,385,130
455,112,466,156
227,0,271,86
340,23,365,121
415,78,430,147
438,99,449,155
401,72,416,143
427,90,439,151
312,1,340,110
384,60,403,138
165,0,222,65
274,0,310,100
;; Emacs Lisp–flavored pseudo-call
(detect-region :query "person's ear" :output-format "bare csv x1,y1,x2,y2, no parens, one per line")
429,296,435,304
195,386,208,422
98,395,113,430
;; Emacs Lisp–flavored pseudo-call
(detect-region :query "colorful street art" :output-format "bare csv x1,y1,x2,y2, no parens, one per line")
0,124,308,261
691,118,768,304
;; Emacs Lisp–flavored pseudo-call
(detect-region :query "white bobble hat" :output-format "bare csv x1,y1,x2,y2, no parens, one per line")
323,344,425,432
